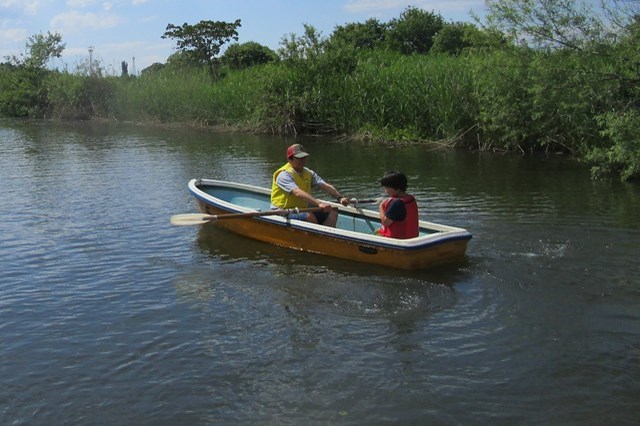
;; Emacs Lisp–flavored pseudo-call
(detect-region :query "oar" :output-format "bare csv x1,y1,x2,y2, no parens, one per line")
347,198,381,232
348,197,383,205
170,207,324,226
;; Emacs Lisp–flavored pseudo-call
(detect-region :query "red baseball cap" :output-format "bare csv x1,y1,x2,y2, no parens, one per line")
286,144,309,159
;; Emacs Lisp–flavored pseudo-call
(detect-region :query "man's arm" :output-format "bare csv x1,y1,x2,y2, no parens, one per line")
318,182,349,206
291,187,324,207
277,172,332,210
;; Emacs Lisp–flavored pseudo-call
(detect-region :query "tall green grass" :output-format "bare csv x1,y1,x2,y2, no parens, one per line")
31,49,626,156
100,49,612,156
2,45,636,180
110,70,213,123
109,52,479,141
332,52,477,141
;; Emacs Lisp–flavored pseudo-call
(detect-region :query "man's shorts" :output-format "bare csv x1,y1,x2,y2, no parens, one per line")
286,210,329,224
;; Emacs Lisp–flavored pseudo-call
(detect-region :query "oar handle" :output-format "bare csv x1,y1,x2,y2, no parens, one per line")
348,197,383,205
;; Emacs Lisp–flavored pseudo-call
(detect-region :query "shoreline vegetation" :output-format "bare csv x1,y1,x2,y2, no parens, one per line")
1,2,639,181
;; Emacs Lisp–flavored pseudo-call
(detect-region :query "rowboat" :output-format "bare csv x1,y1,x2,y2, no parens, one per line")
181,178,472,270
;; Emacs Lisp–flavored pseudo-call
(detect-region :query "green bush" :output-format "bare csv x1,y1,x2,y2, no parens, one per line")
0,66,49,117
588,111,640,181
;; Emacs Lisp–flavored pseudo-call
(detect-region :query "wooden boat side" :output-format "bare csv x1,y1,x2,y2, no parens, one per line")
188,179,472,270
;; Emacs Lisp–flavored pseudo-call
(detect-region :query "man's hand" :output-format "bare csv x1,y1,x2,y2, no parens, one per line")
318,201,333,212
338,196,350,206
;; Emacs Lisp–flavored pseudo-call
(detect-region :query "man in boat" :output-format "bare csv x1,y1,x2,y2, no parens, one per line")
271,144,350,227
377,171,419,239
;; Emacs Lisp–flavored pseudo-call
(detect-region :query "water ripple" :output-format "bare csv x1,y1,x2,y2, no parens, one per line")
1,122,639,424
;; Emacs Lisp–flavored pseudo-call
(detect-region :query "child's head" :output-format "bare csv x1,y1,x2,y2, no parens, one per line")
380,171,408,191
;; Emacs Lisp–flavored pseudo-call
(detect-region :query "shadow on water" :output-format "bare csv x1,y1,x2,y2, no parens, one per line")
178,223,477,321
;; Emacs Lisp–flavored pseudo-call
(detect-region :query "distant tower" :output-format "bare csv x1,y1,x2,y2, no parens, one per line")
132,56,136,75
88,45,94,75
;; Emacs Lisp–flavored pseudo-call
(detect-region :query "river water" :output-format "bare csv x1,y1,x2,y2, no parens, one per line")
1,119,638,424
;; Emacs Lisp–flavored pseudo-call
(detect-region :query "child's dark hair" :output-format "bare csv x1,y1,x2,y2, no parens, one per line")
380,171,408,191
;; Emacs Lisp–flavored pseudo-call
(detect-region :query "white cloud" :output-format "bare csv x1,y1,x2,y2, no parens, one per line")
344,0,484,14
63,45,92,56
0,27,27,44
50,11,124,33
66,0,97,8
0,0,41,15
344,0,408,13
132,0,149,5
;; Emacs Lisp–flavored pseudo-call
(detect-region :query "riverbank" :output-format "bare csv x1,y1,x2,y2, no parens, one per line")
1,48,638,181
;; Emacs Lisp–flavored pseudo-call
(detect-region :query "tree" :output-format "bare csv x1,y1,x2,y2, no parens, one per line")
431,22,508,55
162,19,241,79
386,6,444,54
7,31,65,69
278,24,326,62
221,42,277,69
329,18,387,50
121,61,128,77
482,0,640,119
431,23,474,55
1,32,65,118
483,0,613,51
279,24,358,77
141,62,165,76
483,0,640,180
165,50,203,70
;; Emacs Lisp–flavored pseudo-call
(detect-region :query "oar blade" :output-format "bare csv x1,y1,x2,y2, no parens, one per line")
170,213,216,226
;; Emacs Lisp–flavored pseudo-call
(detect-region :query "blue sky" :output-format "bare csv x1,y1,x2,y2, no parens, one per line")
1,0,486,74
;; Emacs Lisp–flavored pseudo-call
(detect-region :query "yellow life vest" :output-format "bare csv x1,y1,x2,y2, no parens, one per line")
271,163,312,209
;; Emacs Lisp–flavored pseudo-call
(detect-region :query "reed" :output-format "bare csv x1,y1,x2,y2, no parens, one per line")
255,51,478,142
333,52,477,142
111,69,213,124
3,41,635,180
39,49,610,155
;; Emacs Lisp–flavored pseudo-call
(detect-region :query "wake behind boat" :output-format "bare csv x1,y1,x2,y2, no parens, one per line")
183,178,472,270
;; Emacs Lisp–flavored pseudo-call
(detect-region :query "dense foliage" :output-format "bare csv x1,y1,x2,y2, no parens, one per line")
161,19,242,79
221,42,277,69
1,2,639,181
